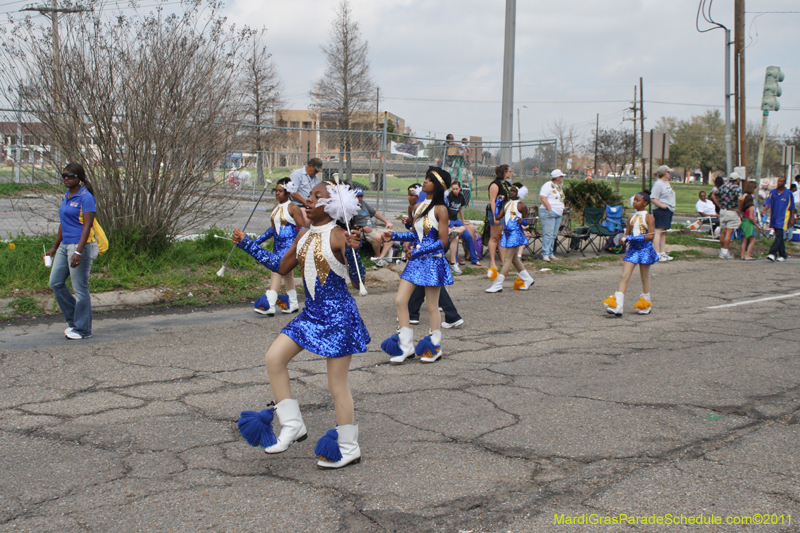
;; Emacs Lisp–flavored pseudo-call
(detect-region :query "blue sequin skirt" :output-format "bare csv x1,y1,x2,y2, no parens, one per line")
273,226,297,257
623,238,659,265
500,221,527,248
281,272,370,358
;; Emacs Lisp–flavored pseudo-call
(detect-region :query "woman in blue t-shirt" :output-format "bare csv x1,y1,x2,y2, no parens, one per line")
46,163,100,340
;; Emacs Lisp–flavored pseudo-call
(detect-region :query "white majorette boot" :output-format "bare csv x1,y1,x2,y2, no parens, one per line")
417,329,442,363
264,290,278,316
485,274,505,293
513,270,534,291
316,424,361,469
264,398,308,453
382,326,416,364
602,291,624,316
634,293,652,315
283,289,299,314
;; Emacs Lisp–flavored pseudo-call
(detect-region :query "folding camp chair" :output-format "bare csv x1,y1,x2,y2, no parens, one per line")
600,205,626,254
523,205,541,257
575,206,614,255
554,207,587,256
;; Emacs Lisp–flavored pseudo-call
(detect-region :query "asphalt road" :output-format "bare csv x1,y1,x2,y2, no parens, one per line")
1,258,799,532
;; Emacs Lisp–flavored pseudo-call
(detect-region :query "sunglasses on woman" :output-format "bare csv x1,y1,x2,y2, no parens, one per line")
61,173,78,179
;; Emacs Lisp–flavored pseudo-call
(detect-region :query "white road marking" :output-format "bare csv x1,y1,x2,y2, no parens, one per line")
707,291,800,309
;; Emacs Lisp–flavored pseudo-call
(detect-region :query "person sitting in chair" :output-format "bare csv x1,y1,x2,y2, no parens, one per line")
688,191,719,234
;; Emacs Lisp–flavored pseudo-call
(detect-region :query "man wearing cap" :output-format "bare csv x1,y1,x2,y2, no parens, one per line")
351,188,394,260
650,165,676,261
288,157,323,208
538,169,566,262
717,172,742,259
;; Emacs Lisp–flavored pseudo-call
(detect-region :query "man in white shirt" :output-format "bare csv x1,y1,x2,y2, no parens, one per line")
689,191,719,233
288,157,323,227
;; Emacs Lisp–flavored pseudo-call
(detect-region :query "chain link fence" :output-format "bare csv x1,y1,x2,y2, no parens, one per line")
0,115,557,238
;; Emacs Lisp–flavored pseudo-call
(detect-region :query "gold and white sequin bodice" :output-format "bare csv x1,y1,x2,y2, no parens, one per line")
271,201,296,236
413,200,437,242
630,211,648,237
504,200,522,224
296,221,348,300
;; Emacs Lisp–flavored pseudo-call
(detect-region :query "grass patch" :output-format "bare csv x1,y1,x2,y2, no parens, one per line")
7,296,45,317
0,182,61,198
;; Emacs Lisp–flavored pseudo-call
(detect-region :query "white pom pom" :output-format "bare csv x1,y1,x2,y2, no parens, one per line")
283,181,298,194
320,184,360,224
517,186,529,200
411,185,422,198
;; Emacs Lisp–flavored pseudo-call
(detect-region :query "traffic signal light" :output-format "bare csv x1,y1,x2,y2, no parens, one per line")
761,66,784,112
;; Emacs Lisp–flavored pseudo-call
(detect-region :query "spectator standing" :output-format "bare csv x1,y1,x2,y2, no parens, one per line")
709,176,724,214
763,177,796,262
740,193,758,260
716,172,742,260
288,158,323,226
486,164,511,277
787,183,799,242
538,169,566,262
650,165,676,261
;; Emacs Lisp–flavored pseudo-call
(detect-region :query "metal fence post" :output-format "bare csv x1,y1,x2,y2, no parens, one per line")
381,112,388,213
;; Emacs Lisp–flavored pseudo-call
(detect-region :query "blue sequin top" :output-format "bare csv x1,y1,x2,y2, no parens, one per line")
400,201,453,287
281,221,370,358
500,200,527,248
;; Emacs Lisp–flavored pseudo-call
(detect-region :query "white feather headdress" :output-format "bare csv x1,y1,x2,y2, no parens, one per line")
516,186,529,200
318,184,360,224
282,181,298,194
410,185,423,198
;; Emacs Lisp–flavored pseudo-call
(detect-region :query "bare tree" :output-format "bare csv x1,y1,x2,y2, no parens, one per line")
309,0,376,182
0,0,252,251
545,117,578,172
240,32,283,186
589,128,634,192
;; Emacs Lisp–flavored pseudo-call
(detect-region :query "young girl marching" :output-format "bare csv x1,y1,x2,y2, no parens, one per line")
486,182,535,293
233,182,370,469
380,167,453,364
602,191,658,316
236,178,305,315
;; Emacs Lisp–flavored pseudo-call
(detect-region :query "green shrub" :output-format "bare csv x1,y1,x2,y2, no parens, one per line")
563,180,624,219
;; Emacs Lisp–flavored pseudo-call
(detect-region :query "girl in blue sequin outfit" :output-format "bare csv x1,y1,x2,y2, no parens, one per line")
233,183,369,469
236,178,305,315
602,191,658,317
486,182,535,293
380,167,452,364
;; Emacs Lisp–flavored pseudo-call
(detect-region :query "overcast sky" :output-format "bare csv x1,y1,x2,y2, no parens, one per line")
223,0,799,144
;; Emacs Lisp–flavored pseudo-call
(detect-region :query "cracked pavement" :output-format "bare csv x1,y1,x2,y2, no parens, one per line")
1,259,799,532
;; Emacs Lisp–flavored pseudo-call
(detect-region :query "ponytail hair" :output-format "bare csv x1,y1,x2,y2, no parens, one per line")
65,162,94,196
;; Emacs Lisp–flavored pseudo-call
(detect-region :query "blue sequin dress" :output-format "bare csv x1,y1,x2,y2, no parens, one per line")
397,201,453,287
623,211,659,265
281,221,370,358
238,201,299,272
500,200,527,248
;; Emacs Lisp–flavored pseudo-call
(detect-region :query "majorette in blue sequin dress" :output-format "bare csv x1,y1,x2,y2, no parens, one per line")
236,200,299,272
623,211,659,265
500,200,527,248
392,200,453,287
280,221,371,358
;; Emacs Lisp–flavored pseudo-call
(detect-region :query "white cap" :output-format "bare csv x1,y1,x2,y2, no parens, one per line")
551,169,566,178
728,172,741,181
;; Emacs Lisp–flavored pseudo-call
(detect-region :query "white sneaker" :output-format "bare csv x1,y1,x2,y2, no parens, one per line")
64,327,74,336
777,256,785,262
542,256,551,262
450,262,462,275
441,318,464,329
767,254,776,262
664,253,673,261
409,319,420,325
65,330,91,340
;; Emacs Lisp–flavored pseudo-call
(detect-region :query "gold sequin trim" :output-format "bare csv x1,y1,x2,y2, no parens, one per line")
313,234,330,286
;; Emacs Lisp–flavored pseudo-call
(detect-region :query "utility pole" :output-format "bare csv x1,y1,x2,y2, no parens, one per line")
499,0,516,166
639,77,646,191
593,113,598,178
631,86,637,178
734,0,745,170
517,108,523,167
23,1,91,170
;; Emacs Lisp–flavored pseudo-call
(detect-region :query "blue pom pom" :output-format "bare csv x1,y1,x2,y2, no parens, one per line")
380,334,404,356
415,335,440,358
276,294,289,310
253,294,270,311
314,429,342,462
238,408,278,448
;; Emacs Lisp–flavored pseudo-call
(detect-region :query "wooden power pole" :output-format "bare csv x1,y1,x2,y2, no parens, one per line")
734,0,745,169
